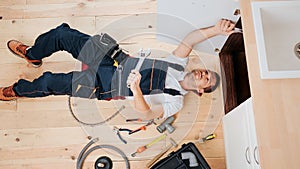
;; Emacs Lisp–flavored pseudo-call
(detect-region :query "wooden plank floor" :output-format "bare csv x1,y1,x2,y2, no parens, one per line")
0,1,226,168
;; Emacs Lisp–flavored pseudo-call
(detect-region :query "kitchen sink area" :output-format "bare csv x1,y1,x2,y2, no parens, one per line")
252,1,300,79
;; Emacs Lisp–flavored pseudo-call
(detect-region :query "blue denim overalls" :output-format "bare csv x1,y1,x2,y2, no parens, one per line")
13,23,184,100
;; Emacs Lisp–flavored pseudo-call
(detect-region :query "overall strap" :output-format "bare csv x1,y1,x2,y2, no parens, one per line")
163,88,181,96
167,62,184,72
109,57,184,99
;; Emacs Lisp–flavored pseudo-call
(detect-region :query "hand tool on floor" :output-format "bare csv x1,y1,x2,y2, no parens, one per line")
199,133,216,143
131,134,167,157
114,126,145,137
113,126,128,144
128,125,147,135
146,137,178,168
113,119,154,138
126,118,156,124
126,119,156,135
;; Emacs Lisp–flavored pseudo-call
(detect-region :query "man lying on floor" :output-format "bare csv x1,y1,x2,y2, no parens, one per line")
0,19,235,120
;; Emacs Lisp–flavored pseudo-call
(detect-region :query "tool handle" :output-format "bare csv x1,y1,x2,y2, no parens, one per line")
126,118,142,122
137,146,147,153
129,126,146,135
119,128,132,133
131,145,147,157
116,132,127,144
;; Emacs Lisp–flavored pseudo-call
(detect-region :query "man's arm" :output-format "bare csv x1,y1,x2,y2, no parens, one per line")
127,70,163,119
173,19,235,58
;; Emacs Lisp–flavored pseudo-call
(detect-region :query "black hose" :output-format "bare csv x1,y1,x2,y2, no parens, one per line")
77,138,130,169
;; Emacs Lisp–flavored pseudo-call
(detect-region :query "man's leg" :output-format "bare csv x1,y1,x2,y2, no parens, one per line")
0,69,101,101
27,23,91,60
13,71,74,98
0,71,73,101
7,23,91,67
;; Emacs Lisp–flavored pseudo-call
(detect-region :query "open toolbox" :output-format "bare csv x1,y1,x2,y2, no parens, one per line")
150,142,211,169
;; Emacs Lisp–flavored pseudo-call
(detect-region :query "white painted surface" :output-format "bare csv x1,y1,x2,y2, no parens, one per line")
252,1,300,79
157,0,240,55
223,98,261,169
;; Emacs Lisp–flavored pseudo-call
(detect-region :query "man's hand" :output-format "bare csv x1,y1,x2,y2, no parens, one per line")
213,19,235,36
173,18,236,58
127,69,142,94
126,69,153,117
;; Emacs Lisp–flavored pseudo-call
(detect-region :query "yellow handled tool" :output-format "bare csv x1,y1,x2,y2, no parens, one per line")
131,134,167,157
200,133,216,143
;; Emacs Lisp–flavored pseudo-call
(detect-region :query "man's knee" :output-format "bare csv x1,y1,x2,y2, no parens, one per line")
50,23,71,39
39,72,55,90
39,72,72,91
56,23,70,29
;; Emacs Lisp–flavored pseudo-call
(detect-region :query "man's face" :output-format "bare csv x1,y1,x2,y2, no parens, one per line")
189,69,217,93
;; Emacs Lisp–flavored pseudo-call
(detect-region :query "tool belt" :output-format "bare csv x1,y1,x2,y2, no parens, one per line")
72,33,122,99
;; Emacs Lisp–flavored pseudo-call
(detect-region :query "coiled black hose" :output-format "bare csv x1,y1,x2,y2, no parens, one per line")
77,138,130,169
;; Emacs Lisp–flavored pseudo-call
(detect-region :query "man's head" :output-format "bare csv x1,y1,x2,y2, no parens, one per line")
183,69,220,95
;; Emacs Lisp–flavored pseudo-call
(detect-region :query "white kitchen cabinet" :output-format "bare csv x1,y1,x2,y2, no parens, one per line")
223,98,260,169
157,0,240,55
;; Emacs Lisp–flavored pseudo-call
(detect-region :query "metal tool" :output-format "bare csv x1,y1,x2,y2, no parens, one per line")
131,134,167,157
124,118,156,135
127,48,151,88
116,64,124,97
131,119,156,134
113,126,127,144
146,137,178,168
126,118,155,123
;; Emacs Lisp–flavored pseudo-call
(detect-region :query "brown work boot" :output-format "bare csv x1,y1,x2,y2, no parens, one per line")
0,84,19,101
7,40,42,67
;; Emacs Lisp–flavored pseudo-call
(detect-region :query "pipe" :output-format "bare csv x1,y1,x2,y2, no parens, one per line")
181,152,199,167
156,116,175,134
77,138,99,168
77,138,130,169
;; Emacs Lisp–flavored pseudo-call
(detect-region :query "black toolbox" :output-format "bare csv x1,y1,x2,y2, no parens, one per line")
150,142,211,169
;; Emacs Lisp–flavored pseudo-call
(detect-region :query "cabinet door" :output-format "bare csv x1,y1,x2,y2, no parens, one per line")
223,99,254,169
246,100,261,169
157,0,240,55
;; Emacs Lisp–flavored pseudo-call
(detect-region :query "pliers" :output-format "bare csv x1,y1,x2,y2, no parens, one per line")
115,126,145,136
113,119,157,144
113,126,128,144
125,119,157,135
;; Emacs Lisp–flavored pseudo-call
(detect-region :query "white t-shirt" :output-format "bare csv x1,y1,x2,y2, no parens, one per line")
127,55,189,118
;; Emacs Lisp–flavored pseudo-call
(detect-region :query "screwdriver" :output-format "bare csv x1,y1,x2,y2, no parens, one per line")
200,133,216,143
131,134,167,157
